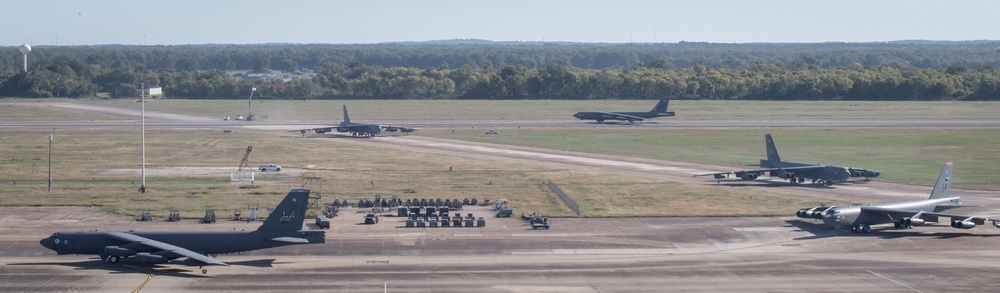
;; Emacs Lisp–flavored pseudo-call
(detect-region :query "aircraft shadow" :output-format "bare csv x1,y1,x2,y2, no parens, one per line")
785,219,1000,240
10,258,277,277
785,219,847,240
705,181,837,189
9,259,208,278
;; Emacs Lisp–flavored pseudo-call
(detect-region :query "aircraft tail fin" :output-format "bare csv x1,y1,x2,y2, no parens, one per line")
929,162,953,199
257,189,310,231
764,133,781,163
342,105,351,123
651,99,670,113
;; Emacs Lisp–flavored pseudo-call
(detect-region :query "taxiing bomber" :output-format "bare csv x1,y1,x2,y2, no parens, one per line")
573,99,675,123
796,162,998,234
292,105,415,137
39,189,325,274
696,134,880,186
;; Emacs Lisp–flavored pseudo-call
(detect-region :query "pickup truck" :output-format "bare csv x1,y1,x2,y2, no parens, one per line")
258,164,282,172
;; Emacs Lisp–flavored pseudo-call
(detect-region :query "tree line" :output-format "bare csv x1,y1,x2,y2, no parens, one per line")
1,42,999,100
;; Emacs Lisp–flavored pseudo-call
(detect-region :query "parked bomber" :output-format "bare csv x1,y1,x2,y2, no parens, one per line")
797,162,998,234
696,134,880,186
39,189,325,274
291,105,416,137
572,99,675,123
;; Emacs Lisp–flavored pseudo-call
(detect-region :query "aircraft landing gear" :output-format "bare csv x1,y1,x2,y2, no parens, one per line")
200,266,208,274
109,256,120,263
850,224,872,234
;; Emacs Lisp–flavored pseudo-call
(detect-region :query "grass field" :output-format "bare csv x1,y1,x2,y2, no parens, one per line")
422,128,1000,191
2,99,995,218
0,127,839,218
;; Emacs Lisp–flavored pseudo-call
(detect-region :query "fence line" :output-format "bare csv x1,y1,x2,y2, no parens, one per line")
547,181,580,217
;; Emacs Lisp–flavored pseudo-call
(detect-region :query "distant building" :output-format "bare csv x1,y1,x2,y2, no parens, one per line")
142,85,163,96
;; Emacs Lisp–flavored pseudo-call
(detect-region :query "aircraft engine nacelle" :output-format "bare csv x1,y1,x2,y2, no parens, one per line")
314,129,327,134
904,218,925,226
738,173,758,180
776,170,795,179
336,127,350,133
135,252,168,264
796,206,827,219
713,174,727,180
951,220,976,229
104,246,136,257
865,171,880,177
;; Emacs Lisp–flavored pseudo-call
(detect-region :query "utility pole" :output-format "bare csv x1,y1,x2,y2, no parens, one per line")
140,83,146,193
48,134,52,192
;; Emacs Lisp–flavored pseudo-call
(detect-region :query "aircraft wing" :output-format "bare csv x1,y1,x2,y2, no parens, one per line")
289,127,336,134
694,165,824,177
860,206,994,225
595,112,646,122
104,232,228,266
382,125,417,133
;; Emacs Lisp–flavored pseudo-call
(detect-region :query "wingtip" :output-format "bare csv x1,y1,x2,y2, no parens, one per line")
945,162,954,166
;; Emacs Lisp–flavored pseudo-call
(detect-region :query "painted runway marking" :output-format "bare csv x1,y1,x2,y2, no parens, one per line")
867,270,923,293
132,273,153,293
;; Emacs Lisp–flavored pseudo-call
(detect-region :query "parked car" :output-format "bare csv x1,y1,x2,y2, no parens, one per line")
259,164,282,172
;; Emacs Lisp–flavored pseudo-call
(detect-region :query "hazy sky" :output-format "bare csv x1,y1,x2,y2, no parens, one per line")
4,0,999,46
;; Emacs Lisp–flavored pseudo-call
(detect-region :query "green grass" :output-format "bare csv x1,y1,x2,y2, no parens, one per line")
422,128,1000,190
1,99,994,218
0,126,843,218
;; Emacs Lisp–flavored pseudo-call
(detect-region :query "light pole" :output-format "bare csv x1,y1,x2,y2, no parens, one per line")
48,134,52,192
248,87,256,121
140,83,146,193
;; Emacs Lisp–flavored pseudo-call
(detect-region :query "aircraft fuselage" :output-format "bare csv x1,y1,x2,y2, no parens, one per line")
40,230,324,257
821,197,962,230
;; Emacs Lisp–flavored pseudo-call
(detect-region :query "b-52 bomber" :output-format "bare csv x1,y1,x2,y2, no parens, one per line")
292,105,415,137
796,162,998,234
39,189,324,274
573,99,675,123
696,134,880,186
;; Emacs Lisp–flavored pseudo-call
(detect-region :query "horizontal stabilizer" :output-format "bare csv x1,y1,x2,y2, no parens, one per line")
937,203,983,208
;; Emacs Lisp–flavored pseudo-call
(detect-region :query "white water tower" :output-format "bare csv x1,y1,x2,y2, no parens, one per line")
18,44,31,72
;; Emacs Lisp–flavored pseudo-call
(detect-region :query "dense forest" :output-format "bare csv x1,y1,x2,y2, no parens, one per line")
1,41,999,100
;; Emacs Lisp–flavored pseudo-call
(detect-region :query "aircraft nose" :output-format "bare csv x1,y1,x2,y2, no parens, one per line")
39,237,54,250
821,211,837,227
